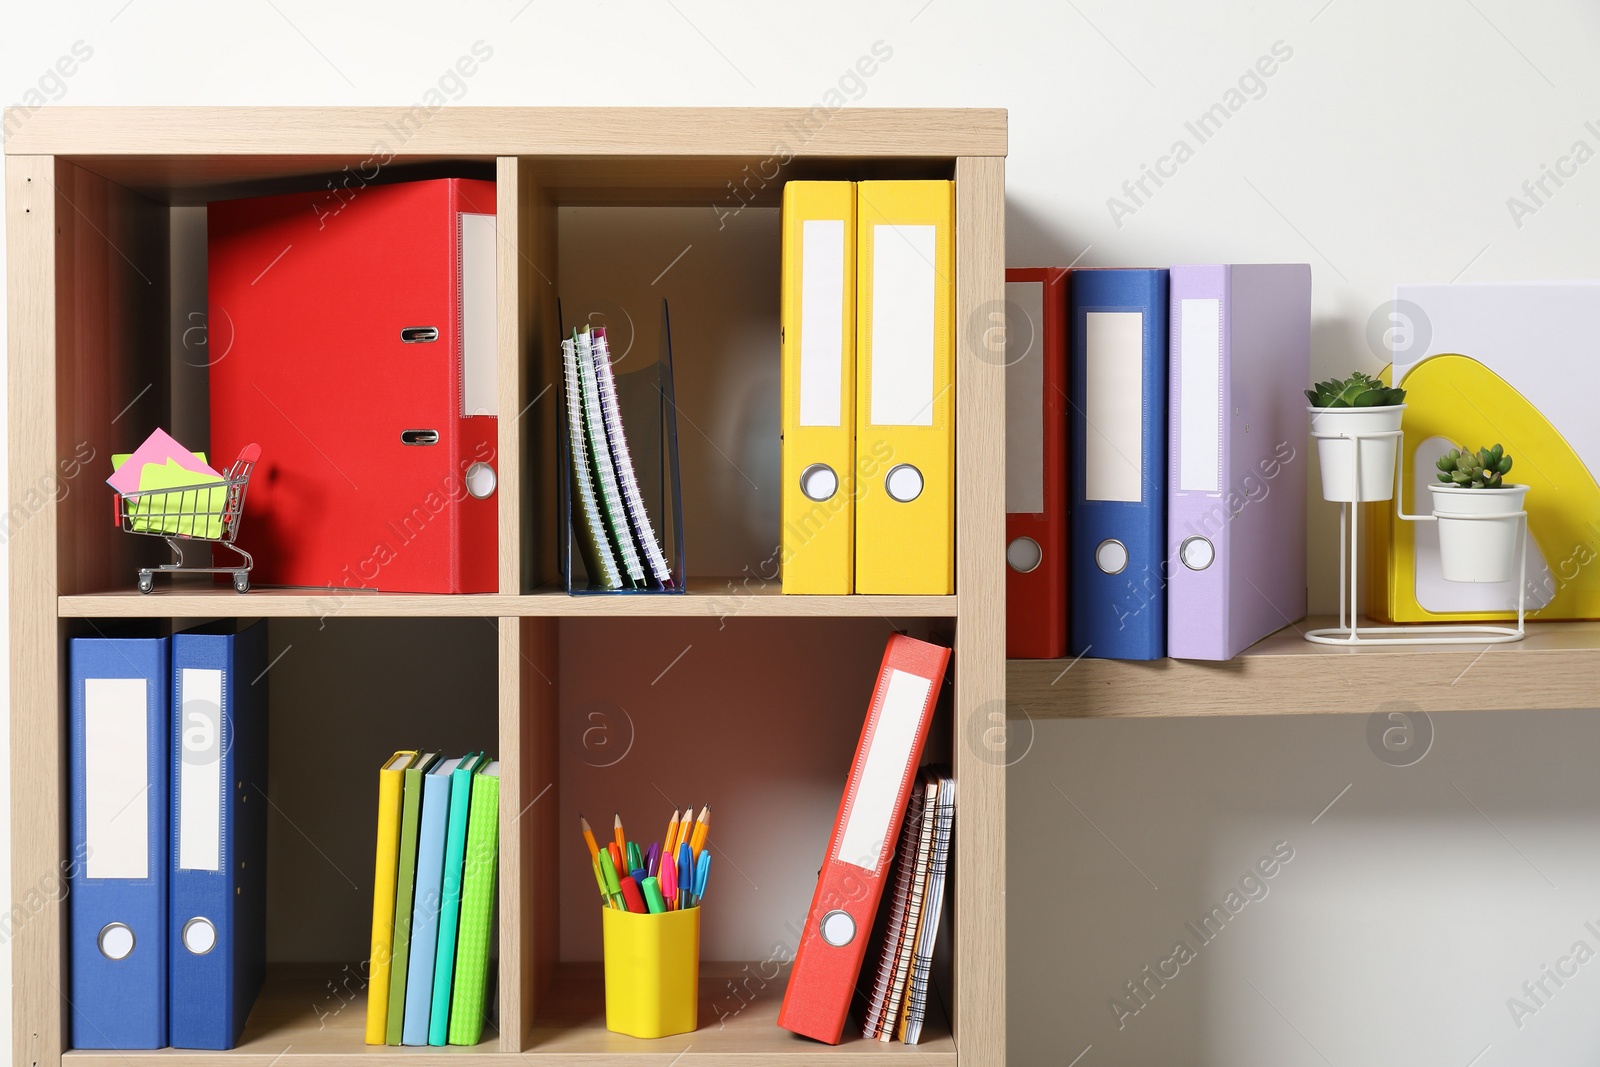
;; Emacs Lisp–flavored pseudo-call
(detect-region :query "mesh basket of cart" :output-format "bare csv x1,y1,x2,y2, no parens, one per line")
114,443,261,593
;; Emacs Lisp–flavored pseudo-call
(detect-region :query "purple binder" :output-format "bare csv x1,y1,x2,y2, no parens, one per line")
1167,264,1311,660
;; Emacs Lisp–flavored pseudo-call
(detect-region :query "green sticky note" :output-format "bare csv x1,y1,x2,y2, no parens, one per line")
127,459,226,537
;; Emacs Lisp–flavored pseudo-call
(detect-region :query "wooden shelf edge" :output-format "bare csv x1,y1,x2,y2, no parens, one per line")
1009,617,1600,718
58,584,959,619
58,962,955,1065
4,107,1007,159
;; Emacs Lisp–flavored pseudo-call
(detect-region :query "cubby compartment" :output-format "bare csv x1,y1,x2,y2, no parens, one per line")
517,615,957,1060
42,156,503,601
514,156,961,600
56,616,503,1062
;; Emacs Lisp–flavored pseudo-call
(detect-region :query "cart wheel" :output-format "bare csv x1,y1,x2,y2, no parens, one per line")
138,574,154,594
233,573,250,594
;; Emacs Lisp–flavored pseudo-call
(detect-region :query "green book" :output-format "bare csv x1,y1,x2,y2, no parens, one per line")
384,752,438,1044
428,752,486,1045
448,762,501,1046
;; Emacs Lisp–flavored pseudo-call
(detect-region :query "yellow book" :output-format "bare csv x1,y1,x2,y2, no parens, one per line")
364,750,419,1044
854,181,955,594
781,181,857,594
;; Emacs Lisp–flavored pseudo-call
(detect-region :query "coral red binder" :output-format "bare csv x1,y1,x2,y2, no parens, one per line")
208,177,498,593
1005,268,1069,658
777,634,950,1044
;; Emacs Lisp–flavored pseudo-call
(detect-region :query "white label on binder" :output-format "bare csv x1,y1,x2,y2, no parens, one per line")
1005,280,1045,513
1084,311,1145,503
85,678,149,880
799,219,846,427
835,668,932,872
870,225,936,427
178,667,223,872
459,212,498,417
1179,298,1223,493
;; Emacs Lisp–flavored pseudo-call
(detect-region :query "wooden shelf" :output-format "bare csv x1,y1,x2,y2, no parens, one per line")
57,580,958,618
526,962,955,1063
1009,617,1600,718
60,963,953,1065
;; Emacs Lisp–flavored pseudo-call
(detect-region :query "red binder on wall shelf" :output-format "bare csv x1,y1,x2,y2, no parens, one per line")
777,634,951,1045
208,178,499,593
1005,268,1069,659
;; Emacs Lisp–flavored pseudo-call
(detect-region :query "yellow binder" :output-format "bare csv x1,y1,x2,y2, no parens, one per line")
781,181,856,594
365,750,419,1044
855,180,955,594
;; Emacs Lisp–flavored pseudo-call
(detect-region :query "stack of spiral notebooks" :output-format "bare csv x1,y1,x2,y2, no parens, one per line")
559,303,683,593
858,765,955,1044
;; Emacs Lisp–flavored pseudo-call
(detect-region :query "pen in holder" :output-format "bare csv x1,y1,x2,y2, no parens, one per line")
601,905,700,1039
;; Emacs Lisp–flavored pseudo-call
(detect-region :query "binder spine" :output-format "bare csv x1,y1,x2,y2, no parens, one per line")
1004,267,1069,658
1167,266,1231,660
1068,269,1170,660
69,635,171,1050
781,181,856,595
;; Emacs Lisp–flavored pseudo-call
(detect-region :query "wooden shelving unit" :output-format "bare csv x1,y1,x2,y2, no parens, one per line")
6,108,1006,1066
1009,617,1600,718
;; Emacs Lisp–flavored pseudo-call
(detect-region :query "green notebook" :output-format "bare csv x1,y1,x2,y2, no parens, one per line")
448,762,501,1046
428,752,486,1046
384,752,437,1044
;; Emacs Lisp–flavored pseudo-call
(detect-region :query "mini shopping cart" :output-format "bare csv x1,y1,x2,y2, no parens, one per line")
115,443,261,593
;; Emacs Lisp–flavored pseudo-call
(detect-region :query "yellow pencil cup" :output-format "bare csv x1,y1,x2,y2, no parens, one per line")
601,905,700,1039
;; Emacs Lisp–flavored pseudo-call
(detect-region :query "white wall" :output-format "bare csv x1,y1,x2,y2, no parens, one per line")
6,0,1600,1062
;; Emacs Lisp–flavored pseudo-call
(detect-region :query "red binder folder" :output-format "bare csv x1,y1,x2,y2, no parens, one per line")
1005,267,1069,659
778,634,951,1044
208,178,498,593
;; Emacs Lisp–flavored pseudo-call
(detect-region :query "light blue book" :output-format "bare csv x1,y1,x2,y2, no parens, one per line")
400,757,459,1045
428,752,486,1045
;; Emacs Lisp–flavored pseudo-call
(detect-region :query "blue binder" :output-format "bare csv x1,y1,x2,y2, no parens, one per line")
68,630,170,1049
1069,268,1170,660
402,756,458,1045
169,620,269,1049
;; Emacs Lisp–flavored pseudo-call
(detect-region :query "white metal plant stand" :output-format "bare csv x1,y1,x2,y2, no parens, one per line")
1304,426,1527,646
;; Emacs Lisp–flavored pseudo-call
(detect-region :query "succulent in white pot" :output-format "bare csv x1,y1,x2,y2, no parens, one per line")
1429,443,1526,584
1306,371,1408,503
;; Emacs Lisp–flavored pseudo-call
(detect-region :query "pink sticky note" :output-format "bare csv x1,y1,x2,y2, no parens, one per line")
107,428,220,494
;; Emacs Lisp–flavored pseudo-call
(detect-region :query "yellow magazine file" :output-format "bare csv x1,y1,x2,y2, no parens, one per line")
781,181,856,593
1367,356,1600,621
854,180,955,595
